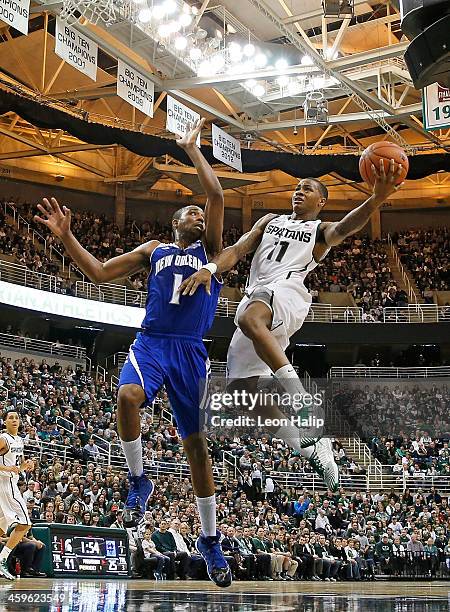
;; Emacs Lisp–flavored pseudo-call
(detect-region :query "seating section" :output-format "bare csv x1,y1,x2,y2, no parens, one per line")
2,200,411,314
1,352,449,580
393,228,449,302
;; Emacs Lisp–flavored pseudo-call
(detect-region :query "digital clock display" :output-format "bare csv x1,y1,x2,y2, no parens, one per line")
51,532,129,576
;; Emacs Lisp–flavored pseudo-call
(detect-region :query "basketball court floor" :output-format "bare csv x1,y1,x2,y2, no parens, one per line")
0,579,449,611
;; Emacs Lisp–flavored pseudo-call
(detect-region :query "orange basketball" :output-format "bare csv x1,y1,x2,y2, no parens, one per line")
359,141,409,187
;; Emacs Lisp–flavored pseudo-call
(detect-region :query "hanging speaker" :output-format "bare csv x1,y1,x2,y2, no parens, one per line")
400,0,450,88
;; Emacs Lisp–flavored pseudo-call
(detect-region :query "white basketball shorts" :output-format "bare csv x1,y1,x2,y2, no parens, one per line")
227,278,312,379
0,477,31,533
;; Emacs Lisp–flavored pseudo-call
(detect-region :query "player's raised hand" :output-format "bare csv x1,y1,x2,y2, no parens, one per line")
179,268,212,296
371,159,404,200
176,118,205,149
34,197,72,239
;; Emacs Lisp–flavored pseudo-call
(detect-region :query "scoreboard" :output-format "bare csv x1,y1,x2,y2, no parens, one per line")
32,524,130,578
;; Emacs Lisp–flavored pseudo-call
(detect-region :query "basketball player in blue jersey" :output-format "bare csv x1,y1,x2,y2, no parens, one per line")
180,159,404,492
34,119,232,587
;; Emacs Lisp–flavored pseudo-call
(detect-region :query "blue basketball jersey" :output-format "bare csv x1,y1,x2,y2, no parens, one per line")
141,240,222,338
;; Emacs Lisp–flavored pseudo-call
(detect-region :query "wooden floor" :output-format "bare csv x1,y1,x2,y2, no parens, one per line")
0,578,448,611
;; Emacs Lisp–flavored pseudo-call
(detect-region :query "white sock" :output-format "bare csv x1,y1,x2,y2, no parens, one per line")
196,494,217,537
0,546,12,562
274,365,318,460
121,436,144,477
274,364,307,405
275,424,303,452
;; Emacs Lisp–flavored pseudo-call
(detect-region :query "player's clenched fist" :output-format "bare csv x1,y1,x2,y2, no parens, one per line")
23,459,35,472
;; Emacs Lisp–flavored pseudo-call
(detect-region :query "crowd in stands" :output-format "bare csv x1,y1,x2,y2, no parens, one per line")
393,228,449,301
2,199,449,315
333,383,450,481
305,236,408,320
1,353,449,580
0,199,406,320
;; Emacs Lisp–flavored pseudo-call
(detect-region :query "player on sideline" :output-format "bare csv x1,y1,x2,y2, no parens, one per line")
0,410,35,580
34,119,232,587
180,160,405,492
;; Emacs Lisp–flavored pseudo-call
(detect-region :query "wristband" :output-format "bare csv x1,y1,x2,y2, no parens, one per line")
201,263,217,275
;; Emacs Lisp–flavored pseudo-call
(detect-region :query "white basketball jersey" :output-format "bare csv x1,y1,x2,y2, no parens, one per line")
0,433,23,482
246,216,323,293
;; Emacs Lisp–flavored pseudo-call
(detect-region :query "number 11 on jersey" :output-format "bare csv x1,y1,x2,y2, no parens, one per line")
267,240,289,263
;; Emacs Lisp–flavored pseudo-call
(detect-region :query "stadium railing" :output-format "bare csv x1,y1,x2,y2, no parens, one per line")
22,440,450,493
305,304,363,323
367,465,450,495
0,332,86,360
383,304,450,323
2,201,84,280
329,366,450,378
387,234,419,303
1,259,449,323
24,438,228,482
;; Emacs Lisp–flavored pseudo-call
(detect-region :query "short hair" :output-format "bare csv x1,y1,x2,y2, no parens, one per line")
172,205,204,222
303,177,329,200
172,206,191,222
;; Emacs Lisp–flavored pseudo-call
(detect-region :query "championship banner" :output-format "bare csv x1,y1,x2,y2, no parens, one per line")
0,0,30,35
117,59,154,118
55,17,98,81
423,83,450,131
212,123,242,172
166,95,201,146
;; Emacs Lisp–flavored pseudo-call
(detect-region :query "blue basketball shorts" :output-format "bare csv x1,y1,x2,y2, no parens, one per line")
118,332,210,439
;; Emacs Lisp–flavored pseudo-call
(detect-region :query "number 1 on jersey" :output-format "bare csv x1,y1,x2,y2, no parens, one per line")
170,273,183,305
267,240,289,263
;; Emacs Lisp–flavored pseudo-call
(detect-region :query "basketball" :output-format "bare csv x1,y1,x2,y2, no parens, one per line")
359,141,409,186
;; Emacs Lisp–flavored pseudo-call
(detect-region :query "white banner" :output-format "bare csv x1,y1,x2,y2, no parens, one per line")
0,281,143,329
55,17,98,81
0,0,29,35
117,59,154,117
423,83,450,131
166,95,201,146
212,123,242,172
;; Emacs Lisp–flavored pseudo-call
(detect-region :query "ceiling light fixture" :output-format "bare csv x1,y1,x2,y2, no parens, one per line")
252,83,266,97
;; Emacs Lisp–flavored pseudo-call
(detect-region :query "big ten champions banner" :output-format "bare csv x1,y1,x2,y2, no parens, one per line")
166,95,201,146
423,83,450,131
0,0,30,35
212,124,242,172
117,59,154,118
55,17,98,81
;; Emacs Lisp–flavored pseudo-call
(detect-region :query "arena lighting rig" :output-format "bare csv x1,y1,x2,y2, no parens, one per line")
58,0,337,105
322,0,354,19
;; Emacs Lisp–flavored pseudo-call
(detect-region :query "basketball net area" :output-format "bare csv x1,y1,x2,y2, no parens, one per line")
60,0,124,27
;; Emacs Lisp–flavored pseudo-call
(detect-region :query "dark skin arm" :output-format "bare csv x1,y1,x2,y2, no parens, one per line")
179,213,277,295
313,159,404,260
176,118,224,257
34,198,158,283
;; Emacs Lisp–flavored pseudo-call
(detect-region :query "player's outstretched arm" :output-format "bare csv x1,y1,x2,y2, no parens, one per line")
34,198,159,284
318,159,404,249
179,214,275,296
176,118,224,256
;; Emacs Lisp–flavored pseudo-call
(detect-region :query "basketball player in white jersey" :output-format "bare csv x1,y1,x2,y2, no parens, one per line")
180,160,404,491
0,410,34,580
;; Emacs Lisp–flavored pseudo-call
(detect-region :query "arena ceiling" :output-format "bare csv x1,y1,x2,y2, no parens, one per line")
0,0,449,207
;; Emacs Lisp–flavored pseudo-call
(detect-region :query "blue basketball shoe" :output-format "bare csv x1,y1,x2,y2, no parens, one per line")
125,472,154,515
196,530,232,588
